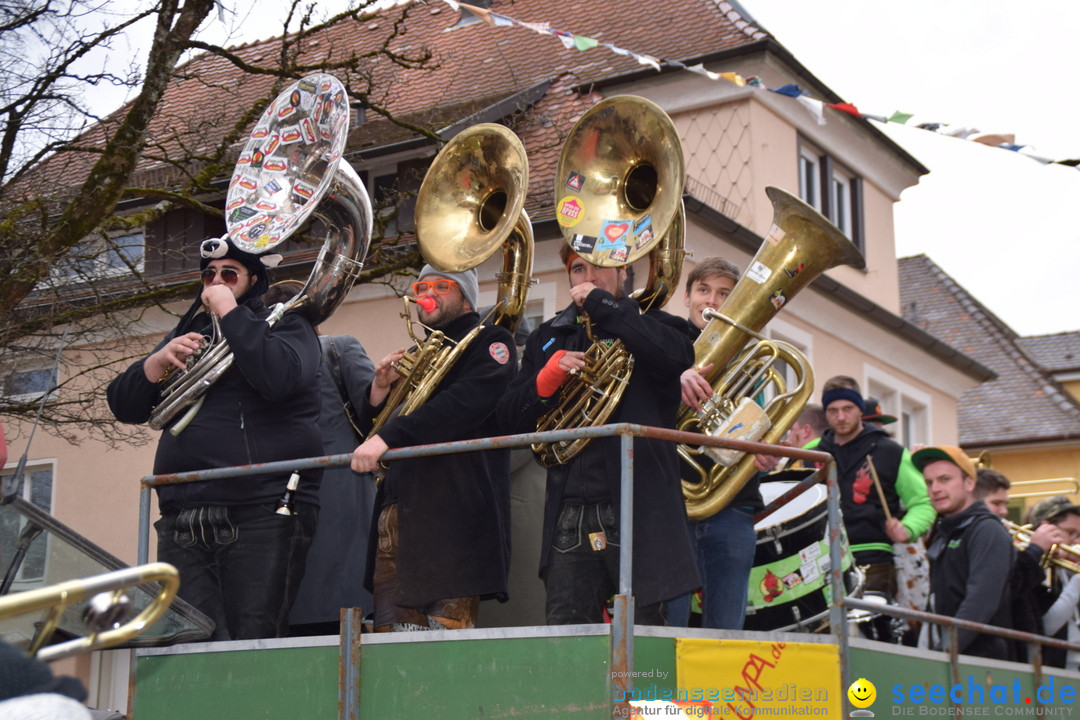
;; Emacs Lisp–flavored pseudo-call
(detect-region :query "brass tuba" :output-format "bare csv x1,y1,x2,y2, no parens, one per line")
679,186,864,520
149,74,373,432
366,123,533,438
532,95,685,466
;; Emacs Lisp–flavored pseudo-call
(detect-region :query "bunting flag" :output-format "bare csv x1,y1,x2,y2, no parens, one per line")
442,1,1078,168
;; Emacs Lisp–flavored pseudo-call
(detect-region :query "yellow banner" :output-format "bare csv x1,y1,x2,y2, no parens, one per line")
674,638,841,718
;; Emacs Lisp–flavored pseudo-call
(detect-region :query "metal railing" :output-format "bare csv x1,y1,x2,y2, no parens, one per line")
138,423,836,709
137,423,1080,714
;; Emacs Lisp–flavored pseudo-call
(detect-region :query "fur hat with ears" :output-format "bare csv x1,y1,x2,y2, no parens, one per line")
199,235,282,298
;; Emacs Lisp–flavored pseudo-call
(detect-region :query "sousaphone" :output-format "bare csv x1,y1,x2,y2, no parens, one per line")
149,73,373,432
366,123,533,438
532,95,686,466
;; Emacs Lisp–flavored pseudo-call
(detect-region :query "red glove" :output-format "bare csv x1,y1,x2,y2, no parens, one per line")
536,349,569,398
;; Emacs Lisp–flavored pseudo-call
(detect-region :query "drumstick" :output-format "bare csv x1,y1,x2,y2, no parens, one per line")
865,457,893,522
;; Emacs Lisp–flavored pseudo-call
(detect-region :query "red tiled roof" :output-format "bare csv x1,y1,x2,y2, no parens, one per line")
32,0,770,198
898,254,1080,447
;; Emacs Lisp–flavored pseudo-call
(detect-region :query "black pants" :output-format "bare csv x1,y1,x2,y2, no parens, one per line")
155,502,316,641
543,503,665,626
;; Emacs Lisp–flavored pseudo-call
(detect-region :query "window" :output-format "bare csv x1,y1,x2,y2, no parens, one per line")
477,282,557,343
796,139,863,250
360,158,428,236
831,171,853,236
55,231,145,280
766,320,813,404
798,146,820,211
864,367,931,449
3,366,57,403
0,463,55,585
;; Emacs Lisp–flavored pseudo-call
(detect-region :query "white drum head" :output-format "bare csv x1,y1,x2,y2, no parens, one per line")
755,481,827,531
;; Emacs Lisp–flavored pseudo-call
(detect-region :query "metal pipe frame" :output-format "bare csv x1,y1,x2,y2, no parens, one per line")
136,422,832,716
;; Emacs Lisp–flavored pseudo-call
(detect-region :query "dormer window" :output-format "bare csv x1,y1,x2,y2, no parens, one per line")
797,138,864,252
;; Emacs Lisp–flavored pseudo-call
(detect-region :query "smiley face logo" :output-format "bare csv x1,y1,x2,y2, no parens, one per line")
847,677,876,709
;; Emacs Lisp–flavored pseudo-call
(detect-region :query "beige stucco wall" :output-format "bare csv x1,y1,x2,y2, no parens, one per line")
621,53,919,321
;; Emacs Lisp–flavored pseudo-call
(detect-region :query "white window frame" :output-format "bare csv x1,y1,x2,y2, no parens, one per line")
798,145,821,212
477,280,557,333
766,318,814,396
1,459,57,588
54,230,145,281
830,170,853,236
797,138,862,247
863,366,932,449
3,365,58,404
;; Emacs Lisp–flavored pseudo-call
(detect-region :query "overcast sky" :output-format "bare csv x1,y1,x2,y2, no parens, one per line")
743,0,1080,337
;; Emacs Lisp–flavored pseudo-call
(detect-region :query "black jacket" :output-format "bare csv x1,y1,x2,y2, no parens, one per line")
926,499,1015,659
107,296,324,511
361,311,516,608
497,290,699,607
817,424,935,563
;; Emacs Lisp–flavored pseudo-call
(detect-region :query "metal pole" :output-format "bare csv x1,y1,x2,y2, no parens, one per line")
611,430,635,712
137,487,151,565
825,461,849,711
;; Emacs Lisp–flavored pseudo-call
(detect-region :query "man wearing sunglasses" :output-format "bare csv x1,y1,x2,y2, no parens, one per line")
108,236,323,641
496,245,698,626
350,264,516,632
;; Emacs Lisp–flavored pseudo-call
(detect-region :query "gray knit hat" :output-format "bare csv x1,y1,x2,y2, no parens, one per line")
418,264,479,311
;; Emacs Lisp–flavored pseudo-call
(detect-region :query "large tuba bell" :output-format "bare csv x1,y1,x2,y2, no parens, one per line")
532,95,685,466
366,123,533,438
679,186,864,520
149,73,373,432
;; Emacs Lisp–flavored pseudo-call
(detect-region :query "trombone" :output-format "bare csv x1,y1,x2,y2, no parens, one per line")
0,562,179,661
1003,519,1080,574
1008,477,1080,499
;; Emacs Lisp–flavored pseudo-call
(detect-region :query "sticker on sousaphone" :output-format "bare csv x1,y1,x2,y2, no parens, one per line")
556,196,585,227
609,245,629,263
766,224,785,245
632,214,654,249
745,260,771,284
263,158,288,173
228,206,258,223
569,234,597,254
279,125,304,144
596,219,631,251
564,171,585,192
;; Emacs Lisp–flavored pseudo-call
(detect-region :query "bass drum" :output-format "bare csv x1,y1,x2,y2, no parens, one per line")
742,481,855,632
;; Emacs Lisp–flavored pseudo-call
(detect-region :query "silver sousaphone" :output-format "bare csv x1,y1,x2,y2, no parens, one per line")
149,73,373,432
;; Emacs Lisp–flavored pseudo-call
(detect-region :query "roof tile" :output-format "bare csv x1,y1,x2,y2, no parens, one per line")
899,254,1080,446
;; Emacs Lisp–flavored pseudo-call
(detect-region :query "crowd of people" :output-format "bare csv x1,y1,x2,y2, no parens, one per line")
100,236,1080,667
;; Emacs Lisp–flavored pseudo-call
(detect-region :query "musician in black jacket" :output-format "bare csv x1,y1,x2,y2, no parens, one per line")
351,265,515,632
107,236,323,640
915,445,1014,659
496,245,698,625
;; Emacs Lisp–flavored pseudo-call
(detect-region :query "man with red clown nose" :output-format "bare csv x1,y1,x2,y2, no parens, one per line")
351,265,516,632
